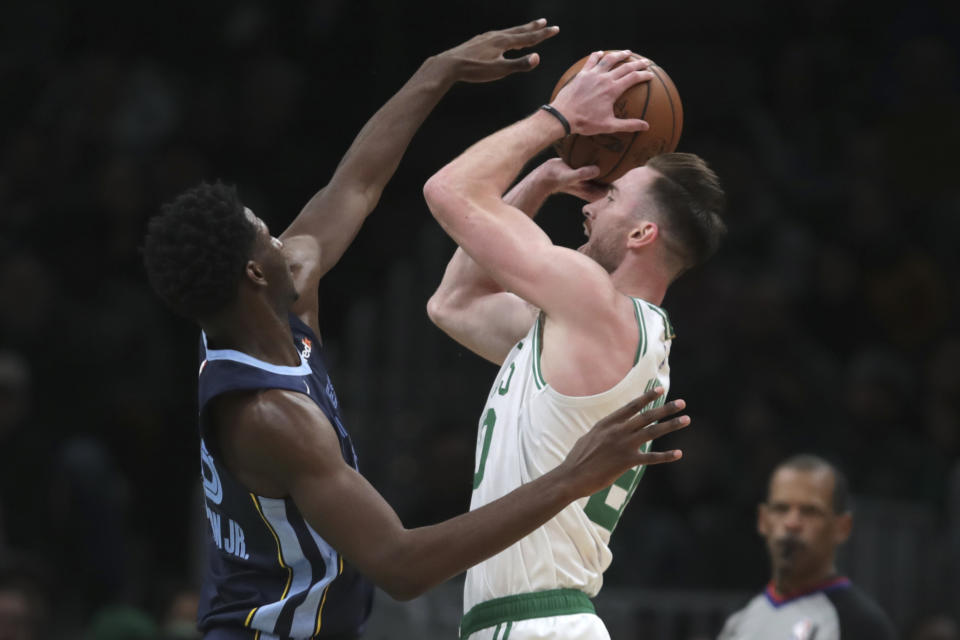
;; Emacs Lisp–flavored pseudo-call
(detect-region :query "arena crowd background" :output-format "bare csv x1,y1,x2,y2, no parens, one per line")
1,1,958,638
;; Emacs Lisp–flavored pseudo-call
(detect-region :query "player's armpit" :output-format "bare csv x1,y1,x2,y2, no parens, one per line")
280,234,323,334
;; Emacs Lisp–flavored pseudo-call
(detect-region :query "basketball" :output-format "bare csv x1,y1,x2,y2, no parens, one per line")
549,52,683,183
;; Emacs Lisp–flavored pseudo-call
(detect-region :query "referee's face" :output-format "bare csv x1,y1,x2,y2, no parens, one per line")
758,467,853,586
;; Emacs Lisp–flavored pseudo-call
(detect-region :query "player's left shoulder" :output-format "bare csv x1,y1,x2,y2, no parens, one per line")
825,583,898,640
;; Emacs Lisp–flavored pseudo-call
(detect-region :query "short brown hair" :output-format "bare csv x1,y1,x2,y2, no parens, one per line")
645,153,726,270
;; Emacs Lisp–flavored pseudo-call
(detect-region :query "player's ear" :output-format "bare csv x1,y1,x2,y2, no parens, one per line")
245,259,268,287
757,503,769,536
627,221,658,248
834,512,853,545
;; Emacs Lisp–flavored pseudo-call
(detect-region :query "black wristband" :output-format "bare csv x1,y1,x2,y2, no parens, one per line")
540,104,571,136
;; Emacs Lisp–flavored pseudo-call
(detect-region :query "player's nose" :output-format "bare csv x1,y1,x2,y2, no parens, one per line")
783,509,804,530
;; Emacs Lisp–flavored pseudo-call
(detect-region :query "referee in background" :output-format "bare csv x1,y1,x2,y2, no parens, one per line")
718,454,897,640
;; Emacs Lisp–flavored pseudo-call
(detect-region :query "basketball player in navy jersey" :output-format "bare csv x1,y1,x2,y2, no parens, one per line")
143,21,692,640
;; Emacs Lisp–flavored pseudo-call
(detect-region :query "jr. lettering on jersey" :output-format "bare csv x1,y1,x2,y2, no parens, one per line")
205,504,250,560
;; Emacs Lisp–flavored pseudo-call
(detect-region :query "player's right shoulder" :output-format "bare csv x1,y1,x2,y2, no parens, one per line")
213,389,334,458
212,388,342,495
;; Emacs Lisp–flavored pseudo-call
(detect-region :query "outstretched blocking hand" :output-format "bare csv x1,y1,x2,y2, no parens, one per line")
550,50,654,136
559,387,690,499
437,18,559,84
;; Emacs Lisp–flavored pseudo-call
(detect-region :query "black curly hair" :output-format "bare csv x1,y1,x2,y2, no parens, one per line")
143,182,257,320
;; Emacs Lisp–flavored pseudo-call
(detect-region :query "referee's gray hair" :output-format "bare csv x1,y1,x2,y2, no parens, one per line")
771,454,852,514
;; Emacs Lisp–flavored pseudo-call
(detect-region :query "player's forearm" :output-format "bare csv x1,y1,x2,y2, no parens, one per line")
282,56,457,254
326,55,455,203
427,169,552,325
388,466,577,600
503,162,559,218
424,109,565,221
428,159,567,323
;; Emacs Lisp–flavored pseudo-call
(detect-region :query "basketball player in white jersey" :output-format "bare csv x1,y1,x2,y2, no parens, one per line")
424,50,727,639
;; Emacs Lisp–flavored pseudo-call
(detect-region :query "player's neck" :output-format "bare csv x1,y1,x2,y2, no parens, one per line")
772,565,838,598
610,255,672,306
204,304,301,367
611,262,668,306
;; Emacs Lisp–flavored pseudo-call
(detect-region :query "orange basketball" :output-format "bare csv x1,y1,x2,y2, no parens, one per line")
549,52,683,183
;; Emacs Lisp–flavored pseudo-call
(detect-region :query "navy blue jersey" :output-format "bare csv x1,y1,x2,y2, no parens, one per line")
196,315,373,640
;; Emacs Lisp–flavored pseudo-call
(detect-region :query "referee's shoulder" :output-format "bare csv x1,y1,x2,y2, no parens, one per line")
825,583,898,640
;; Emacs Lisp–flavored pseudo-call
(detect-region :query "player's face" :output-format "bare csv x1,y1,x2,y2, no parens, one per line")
245,208,298,307
758,467,852,584
578,167,658,273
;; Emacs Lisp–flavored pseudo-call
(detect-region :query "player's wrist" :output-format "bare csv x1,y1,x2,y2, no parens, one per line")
420,54,458,92
539,104,571,136
534,105,573,142
541,464,582,504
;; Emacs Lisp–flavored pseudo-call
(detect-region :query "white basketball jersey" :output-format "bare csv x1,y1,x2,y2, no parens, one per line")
463,297,674,612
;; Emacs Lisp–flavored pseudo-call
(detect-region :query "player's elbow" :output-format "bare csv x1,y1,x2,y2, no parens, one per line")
381,576,428,602
370,533,438,601
423,170,462,222
373,557,432,602
426,290,452,329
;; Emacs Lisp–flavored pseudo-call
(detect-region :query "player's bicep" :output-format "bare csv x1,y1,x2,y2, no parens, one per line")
281,184,373,277
437,196,616,322
241,393,411,585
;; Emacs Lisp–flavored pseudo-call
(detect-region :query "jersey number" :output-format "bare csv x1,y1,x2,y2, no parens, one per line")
583,450,649,532
473,408,496,489
584,380,665,532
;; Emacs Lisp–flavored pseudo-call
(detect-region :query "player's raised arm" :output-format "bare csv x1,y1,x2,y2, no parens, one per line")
423,51,653,328
279,20,559,325
427,159,604,365
219,387,688,601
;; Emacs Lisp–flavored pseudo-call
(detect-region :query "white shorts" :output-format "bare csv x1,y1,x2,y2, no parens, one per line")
463,613,609,640
460,590,609,640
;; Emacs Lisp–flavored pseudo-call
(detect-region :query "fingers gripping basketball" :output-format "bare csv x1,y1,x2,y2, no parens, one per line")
550,51,684,183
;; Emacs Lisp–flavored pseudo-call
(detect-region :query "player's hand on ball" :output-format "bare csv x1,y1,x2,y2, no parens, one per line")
550,50,654,136
559,387,689,499
530,158,607,202
436,18,559,83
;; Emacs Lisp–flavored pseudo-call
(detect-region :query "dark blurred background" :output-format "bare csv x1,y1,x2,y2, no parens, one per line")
1,0,958,638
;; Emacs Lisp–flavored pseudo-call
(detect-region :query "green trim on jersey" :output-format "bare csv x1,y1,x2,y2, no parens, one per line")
490,620,513,640
460,589,595,638
532,313,546,390
645,302,675,340
632,297,647,362
533,299,650,388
